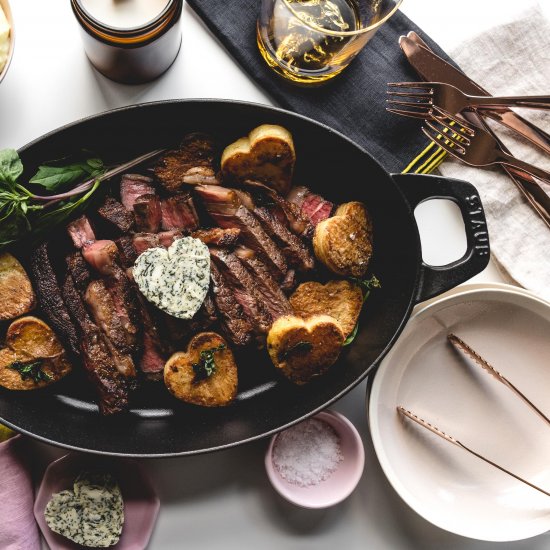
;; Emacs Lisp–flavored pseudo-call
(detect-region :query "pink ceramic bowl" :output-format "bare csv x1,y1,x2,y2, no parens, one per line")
34,453,160,550
265,409,365,508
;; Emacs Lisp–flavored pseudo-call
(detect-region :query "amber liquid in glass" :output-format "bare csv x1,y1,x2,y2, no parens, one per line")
257,0,365,84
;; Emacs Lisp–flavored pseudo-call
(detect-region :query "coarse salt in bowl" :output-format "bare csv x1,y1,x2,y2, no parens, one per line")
265,409,365,508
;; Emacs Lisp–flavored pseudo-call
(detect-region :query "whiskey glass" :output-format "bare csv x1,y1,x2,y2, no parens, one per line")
257,0,403,85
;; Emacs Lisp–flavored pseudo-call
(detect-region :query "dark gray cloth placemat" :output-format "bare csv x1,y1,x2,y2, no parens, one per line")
187,0,454,173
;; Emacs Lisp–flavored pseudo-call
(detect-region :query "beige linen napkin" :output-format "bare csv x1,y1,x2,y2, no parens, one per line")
437,4,550,301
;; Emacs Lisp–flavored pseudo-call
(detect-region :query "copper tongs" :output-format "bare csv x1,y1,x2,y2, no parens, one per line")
398,334,550,497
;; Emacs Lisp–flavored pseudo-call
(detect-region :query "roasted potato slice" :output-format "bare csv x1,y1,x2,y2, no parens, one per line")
0,316,72,390
164,332,237,407
313,202,373,278
267,314,344,385
6,316,65,358
290,280,363,338
221,124,295,195
0,252,35,321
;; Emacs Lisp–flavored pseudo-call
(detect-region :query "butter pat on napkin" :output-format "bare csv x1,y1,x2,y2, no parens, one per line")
0,4,10,74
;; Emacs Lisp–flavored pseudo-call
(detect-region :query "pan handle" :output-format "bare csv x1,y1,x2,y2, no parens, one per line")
391,173,490,303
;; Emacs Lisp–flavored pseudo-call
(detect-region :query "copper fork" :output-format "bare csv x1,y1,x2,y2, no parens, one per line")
387,81,550,118
422,111,550,189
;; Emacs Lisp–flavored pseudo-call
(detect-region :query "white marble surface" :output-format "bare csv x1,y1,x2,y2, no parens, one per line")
0,0,547,548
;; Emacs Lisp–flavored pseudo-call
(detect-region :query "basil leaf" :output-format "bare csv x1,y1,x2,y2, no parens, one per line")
29,159,104,190
30,164,87,190
0,149,24,186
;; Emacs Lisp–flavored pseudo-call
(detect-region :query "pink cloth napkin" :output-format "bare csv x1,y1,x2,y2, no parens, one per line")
0,435,41,550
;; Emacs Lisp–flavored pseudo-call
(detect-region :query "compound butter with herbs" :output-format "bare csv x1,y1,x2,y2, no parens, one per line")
133,236,210,319
45,472,124,548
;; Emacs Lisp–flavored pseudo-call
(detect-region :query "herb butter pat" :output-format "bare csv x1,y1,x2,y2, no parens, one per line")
45,472,124,548
134,236,210,319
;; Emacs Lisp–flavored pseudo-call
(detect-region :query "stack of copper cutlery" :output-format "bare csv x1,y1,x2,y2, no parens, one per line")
391,32,550,229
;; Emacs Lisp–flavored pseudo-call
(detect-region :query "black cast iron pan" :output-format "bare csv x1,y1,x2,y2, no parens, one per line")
0,100,490,456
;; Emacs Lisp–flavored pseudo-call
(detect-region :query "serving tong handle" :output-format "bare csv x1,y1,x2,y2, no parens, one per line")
397,407,550,498
448,334,550,426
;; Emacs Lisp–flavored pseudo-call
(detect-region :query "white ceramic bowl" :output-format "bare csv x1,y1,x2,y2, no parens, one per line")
265,410,365,508
369,284,550,542
0,0,14,84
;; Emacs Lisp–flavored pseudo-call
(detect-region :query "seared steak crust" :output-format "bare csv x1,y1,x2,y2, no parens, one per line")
154,133,220,192
62,274,130,415
98,197,134,233
30,242,80,356
210,262,253,346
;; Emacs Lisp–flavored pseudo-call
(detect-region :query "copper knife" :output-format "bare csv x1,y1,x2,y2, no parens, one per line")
401,33,550,228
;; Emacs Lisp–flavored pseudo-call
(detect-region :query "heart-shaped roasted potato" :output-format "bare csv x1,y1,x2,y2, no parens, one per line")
0,252,35,321
267,314,345,385
289,280,363,338
0,316,72,390
221,124,295,195
134,236,210,319
164,332,237,407
313,201,373,278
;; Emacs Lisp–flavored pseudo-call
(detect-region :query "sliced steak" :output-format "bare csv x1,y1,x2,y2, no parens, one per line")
97,197,134,233
65,252,92,292
133,193,162,233
133,233,160,255
84,280,137,376
190,292,217,331
67,215,96,249
29,242,80,356
191,227,240,247
287,186,334,227
81,240,119,276
210,247,272,334
120,173,155,210
160,193,199,231
135,294,169,381
234,246,292,319
196,185,288,279
82,240,141,353
154,133,220,192
248,206,314,272
62,274,130,415
242,180,311,236
210,262,253,346
157,230,182,248
116,236,138,268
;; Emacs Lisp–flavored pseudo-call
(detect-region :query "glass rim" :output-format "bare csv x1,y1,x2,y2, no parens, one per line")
280,0,404,37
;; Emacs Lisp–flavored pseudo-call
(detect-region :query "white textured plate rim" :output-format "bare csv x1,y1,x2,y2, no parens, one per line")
368,285,550,542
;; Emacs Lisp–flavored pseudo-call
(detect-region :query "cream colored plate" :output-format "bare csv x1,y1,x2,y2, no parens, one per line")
369,284,550,541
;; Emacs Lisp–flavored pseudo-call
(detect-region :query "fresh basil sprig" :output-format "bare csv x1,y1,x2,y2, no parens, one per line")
343,274,381,346
0,149,105,250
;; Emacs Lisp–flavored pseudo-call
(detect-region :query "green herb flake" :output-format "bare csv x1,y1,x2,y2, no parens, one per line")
192,344,226,384
9,359,52,384
343,274,382,346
